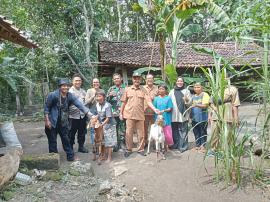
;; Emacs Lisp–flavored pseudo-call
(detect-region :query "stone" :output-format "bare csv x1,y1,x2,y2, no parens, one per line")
114,166,128,177
99,180,113,194
33,169,46,179
132,187,137,192
110,185,129,197
69,169,80,176
42,170,64,181
113,160,126,166
20,153,60,170
70,161,94,176
120,196,134,202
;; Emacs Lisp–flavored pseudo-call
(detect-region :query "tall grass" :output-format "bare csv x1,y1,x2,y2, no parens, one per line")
192,46,254,185
248,34,270,182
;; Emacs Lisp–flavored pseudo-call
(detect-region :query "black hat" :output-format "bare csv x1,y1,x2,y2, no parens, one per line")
58,78,70,86
132,72,141,77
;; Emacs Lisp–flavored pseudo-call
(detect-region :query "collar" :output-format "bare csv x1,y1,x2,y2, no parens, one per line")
131,85,141,90
112,84,125,89
144,85,156,90
195,92,203,97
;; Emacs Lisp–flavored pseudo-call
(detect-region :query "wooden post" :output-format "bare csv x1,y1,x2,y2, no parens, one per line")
121,67,128,86
15,92,21,115
28,83,33,106
42,82,50,105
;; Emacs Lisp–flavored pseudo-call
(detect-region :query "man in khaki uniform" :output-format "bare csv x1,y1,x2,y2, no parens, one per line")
120,72,159,157
143,74,158,146
209,84,240,150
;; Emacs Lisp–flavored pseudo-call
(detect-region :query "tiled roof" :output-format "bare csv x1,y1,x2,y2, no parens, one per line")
0,15,38,48
98,41,266,68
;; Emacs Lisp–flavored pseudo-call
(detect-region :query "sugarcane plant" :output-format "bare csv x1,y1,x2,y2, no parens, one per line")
192,45,255,185
229,0,270,183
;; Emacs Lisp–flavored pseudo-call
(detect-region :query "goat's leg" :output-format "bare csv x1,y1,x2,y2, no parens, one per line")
147,135,151,155
161,142,166,160
156,141,159,162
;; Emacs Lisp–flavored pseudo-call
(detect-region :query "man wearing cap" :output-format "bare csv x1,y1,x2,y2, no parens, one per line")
143,74,158,147
68,73,88,153
44,78,93,161
120,72,160,157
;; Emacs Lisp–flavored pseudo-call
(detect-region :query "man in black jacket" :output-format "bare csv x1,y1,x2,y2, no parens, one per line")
44,78,93,161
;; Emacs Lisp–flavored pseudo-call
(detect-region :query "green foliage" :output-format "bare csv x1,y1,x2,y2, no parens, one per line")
0,183,18,201
181,74,205,85
164,64,178,89
134,67,161,75
196,52,245,185
175,8,198,19
207,1,231,26
181,24,202,36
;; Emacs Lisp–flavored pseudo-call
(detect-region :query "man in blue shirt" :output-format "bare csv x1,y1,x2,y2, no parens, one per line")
44,78,93,161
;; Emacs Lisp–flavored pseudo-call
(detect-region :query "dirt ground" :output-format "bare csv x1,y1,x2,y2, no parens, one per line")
8,103,270,202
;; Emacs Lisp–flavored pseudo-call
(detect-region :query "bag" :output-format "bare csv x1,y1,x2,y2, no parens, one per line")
60,109,69,127
58,95,69,127
0,121,22,148
163,125,174,146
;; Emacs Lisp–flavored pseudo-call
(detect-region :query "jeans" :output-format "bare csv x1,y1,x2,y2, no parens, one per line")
171,121,188,152
192,121,208,147
45,123,74,160
68,117,87,148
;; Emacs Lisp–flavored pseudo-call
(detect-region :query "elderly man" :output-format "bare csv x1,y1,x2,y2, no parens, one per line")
68,73,88,153
120,72,159,157
107,73,126,151
44,78,93,161
143,74,158,147
209,80,240,151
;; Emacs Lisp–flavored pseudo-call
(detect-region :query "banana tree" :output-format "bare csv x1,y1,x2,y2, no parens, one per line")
0,54,33,115
134,0,231,83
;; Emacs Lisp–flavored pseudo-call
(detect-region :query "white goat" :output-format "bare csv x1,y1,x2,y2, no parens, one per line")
147,115,166,161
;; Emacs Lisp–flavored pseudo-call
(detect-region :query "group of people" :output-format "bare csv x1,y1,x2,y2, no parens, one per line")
44,71,240,162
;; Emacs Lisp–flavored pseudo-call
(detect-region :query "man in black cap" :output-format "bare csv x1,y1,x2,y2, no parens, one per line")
44,78,93,161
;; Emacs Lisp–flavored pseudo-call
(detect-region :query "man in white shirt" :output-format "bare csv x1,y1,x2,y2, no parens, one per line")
69,73,88,153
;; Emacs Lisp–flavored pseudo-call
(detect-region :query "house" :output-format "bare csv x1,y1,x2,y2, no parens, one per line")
98,41,266,85
0,15,38,48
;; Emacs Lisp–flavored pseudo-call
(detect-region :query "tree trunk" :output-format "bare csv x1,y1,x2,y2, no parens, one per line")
117,1,122,41
121,67,128,86
0,148,21,189
83,1,95,79
42,82,50,105
28,83,33,106
159,33,166,80
15,92,21,115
